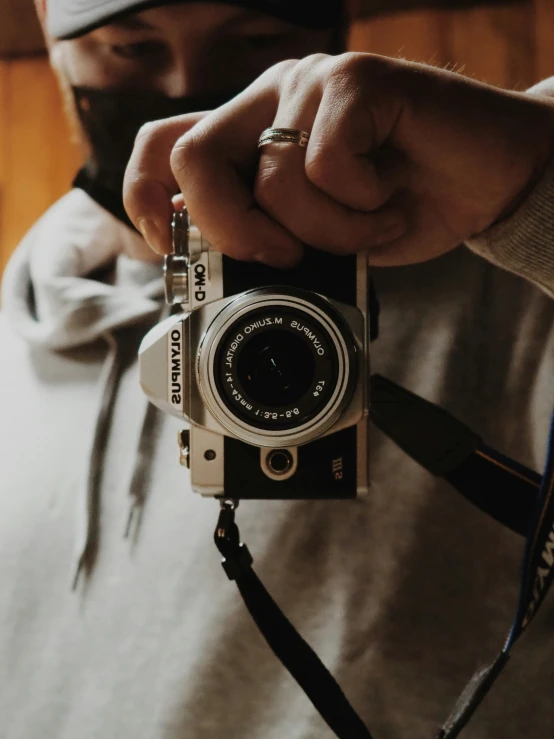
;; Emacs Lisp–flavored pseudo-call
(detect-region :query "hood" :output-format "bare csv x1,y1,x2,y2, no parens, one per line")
1,189,163,348
1,188,167,590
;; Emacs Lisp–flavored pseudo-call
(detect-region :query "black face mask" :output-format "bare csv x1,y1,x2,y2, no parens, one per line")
71,86,242,227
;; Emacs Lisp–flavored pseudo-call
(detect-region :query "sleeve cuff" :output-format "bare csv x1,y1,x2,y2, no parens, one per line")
465,153,554,297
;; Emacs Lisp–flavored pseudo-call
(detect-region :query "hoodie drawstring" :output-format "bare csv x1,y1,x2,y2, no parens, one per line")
123,304,171,543
123,400,160,542
71,332,123,590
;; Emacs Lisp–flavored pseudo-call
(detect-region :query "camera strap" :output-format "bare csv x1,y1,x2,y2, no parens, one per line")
369,375,542,537
214,375,554,739
214,502,374,739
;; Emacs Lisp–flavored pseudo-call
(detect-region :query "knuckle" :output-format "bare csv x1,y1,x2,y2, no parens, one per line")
304,150,335,190
134,119,162,145
122,177,153,222
255,58,297,92
169,130,202,177
329,52,370,86
122,162,148,211
280,53,329,95
272,58,298,79
302,52,331,69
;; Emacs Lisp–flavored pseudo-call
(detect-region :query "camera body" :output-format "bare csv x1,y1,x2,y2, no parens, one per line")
139,210,370,500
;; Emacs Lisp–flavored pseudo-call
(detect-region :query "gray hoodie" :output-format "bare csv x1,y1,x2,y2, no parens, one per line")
0,158,553,738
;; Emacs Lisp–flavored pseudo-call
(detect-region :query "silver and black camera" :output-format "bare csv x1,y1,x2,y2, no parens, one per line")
139,209,370,499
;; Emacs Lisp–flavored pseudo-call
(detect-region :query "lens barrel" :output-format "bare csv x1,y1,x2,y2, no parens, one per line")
198,288,357,446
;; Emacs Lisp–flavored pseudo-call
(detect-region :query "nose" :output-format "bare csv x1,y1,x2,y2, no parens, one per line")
156,47,212,98
157,65,194,97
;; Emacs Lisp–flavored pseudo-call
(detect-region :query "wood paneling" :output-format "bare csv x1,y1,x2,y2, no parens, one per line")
0,0,46,58
352,0,520,17
535,0,554,81
447,4,535,88
0,0,552,278
349,0,534,89
0,58,80,275
0,64,8,192
349,9,451,67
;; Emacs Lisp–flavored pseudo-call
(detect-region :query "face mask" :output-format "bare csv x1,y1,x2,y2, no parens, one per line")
71,86,242,227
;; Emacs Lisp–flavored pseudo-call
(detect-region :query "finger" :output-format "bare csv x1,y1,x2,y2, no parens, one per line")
123,112,207,255
170,64,305,268
305,60,403,212
256,144,405,254
367,232,450,266
254,62,406,254
366,196,457,266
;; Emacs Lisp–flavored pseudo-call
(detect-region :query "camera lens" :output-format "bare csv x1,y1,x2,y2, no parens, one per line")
237,331,315,407
213,304,344,432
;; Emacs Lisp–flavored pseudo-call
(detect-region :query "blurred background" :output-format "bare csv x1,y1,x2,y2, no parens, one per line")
0,0,553,276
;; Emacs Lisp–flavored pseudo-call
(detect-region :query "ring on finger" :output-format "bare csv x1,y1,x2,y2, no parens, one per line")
258,127,310,149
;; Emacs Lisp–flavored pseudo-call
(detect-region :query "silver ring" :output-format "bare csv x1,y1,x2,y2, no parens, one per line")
258,127,310,149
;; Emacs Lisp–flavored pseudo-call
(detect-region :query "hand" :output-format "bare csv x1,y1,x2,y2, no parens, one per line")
123,53,554,268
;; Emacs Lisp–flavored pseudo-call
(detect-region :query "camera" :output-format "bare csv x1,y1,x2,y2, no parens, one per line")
139,209,370,499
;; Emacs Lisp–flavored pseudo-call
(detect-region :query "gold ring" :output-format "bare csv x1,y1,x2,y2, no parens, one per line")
258,127,310,149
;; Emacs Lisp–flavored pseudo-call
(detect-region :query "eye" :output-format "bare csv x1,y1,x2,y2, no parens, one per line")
111,41,167,60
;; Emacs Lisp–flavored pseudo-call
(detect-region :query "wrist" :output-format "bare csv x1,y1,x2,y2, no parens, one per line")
466,150,554,294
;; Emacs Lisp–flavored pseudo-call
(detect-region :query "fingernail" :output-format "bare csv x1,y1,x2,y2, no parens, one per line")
137,218,164,254
172,193,185,211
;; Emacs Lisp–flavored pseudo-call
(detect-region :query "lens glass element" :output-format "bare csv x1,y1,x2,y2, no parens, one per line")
237,330,314,407
213,305,342,431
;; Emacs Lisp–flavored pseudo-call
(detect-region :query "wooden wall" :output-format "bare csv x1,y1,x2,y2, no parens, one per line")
1,0,554,276
0,60,80,276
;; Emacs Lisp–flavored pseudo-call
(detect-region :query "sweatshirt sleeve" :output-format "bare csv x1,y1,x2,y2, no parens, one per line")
465,77,554,298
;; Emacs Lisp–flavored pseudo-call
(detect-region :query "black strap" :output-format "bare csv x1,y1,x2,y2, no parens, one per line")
369,374,541,536
444,446,540,536
213,379,554,739
214,503,373,739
